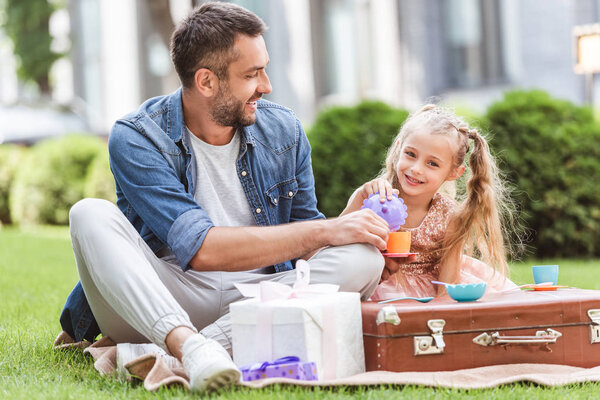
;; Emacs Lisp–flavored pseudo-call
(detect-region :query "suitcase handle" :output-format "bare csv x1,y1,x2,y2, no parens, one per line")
473,328,562,346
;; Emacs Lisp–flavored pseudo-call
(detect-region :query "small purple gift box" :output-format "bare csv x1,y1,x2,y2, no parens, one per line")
240,356,318,381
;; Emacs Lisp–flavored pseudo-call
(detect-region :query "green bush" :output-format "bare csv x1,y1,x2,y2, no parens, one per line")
309,101,409,217
0,145,27,224
84,150,116,203
9,134,107,225
486,90,600,257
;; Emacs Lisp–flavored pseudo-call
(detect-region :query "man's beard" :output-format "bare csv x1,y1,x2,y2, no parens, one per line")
210,80,257,128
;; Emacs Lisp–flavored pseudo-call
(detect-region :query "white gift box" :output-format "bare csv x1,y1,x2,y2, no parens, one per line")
230,285,365,380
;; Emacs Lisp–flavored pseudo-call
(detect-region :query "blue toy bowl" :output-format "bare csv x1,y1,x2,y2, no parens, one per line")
446,282,487,302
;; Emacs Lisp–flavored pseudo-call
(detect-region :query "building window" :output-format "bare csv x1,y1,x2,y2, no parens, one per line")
310,0,359,102
443,0,505,88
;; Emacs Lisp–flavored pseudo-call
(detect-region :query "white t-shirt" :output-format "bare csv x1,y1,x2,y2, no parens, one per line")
188,128,256,227
188,128,272,273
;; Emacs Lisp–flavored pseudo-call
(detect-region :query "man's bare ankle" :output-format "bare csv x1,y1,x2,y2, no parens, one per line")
165,326,197,361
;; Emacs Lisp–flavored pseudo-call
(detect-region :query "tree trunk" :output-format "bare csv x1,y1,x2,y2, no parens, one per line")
37,74,51,95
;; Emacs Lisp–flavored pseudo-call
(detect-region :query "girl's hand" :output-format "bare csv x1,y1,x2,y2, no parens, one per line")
360,178,399,203
380,254,417,283
341,178,399,216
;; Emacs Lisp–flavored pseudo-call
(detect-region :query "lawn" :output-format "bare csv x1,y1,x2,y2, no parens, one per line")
1,225,599,399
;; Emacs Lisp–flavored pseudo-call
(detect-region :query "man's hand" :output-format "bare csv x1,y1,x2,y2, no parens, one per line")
380,254,418,282
324,209,390,250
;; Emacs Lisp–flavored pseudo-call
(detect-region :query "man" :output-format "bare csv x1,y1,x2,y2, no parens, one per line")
61,2,387,392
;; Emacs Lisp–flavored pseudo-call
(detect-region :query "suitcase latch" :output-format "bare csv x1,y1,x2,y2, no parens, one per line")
376,306,401,326
588,309,600,344
413,319,446,356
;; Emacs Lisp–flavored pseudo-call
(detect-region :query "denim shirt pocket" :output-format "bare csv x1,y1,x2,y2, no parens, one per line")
265,178,298,222
266,178,298,204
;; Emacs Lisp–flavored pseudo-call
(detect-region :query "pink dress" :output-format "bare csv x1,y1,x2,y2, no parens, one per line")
370,193,517,301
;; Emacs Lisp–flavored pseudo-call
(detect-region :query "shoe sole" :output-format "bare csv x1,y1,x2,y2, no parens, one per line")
203,368,241,392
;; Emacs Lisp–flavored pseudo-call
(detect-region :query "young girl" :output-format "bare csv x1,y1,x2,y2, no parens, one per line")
342,104,518,300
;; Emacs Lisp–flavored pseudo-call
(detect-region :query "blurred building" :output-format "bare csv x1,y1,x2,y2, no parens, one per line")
34,0,600,133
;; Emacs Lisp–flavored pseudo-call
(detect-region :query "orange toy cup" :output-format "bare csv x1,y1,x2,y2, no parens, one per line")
386,231,411,253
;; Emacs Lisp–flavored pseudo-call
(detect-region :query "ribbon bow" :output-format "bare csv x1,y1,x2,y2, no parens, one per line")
235,259,339,301
241,356,300,373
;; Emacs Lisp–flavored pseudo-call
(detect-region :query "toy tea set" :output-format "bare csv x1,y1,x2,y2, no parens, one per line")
361,193,568,303
361,193,412,256
360,193,487,303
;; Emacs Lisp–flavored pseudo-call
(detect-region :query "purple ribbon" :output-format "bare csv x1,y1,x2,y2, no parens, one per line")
241,356,301,373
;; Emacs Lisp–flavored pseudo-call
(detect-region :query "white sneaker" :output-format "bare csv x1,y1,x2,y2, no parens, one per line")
181,334,240,392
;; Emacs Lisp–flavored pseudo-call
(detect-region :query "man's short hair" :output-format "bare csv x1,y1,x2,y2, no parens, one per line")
170,2,267,88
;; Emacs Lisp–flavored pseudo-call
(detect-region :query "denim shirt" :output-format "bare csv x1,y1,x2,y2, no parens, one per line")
60,88,325,341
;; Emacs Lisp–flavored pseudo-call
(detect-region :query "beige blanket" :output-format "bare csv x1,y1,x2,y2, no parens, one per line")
54,331,600,392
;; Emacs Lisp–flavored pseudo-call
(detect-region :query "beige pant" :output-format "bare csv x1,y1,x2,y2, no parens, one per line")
69,199,384,352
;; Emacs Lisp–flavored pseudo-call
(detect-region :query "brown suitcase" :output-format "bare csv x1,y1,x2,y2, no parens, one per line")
362,288,600,371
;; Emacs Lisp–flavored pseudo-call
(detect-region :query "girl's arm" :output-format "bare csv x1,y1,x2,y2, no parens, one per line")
438,247,463,285
340,178,399,216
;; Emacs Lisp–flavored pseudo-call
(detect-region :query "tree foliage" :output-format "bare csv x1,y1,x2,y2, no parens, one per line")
9,134,107,225
309,101,409,217
486,90,600,258
1,0,62,93
0,145,26,224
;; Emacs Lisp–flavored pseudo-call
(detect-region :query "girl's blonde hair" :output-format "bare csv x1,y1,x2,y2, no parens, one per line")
379,104,517,283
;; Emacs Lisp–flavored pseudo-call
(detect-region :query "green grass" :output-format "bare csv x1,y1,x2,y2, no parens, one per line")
1,225,600,399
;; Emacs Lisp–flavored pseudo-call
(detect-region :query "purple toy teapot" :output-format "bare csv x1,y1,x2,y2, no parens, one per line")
361,193,407,231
